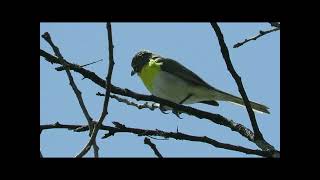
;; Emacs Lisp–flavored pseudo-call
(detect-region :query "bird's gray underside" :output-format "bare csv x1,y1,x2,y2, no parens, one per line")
149,58,270,114
150,70,221,105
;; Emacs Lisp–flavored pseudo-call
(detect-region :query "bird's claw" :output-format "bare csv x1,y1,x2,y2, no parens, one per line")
172,109,183,119
159,104,169,114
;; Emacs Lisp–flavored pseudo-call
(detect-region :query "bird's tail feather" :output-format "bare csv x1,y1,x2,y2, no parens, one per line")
214,90,270,114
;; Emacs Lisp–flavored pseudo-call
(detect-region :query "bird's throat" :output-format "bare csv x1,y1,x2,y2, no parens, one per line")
138,59,162,92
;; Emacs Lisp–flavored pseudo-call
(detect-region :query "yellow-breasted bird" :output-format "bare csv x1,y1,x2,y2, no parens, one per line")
131,50,270,114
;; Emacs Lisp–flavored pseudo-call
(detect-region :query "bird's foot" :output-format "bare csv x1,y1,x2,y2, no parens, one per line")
159,104,169,114
172,109,183,119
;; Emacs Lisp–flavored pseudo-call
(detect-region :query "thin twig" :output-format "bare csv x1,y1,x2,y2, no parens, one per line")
233,27,280,48
55,59,103,71
40,122,277,157
269,22,280,28
41,32,99,157
97,92,160,111
144,137,163,158
210,23,275,152
75,22,115,158
41,33,94,132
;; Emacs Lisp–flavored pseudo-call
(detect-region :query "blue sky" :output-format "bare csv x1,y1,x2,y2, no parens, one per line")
40,23,280,157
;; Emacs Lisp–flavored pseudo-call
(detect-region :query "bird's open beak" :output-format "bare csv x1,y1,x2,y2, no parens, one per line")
131,70,136,76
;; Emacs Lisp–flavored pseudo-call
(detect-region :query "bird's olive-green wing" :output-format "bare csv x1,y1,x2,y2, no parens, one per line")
158,58,215,90
158,58,219,106
159,58,219,106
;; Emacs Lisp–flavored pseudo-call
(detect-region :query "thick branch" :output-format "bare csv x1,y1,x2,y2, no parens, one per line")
233,27,280,48
75,22,115,158
41,122,276,157
144,137,163,158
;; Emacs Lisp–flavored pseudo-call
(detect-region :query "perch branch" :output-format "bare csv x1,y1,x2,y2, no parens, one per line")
40,49,255,144
40,48,278,154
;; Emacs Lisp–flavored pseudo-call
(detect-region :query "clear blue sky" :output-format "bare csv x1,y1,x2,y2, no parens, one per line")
40,23,280,157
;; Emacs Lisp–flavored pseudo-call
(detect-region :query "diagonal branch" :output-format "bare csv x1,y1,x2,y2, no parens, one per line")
40,122,277,157
75,22,115,158
41,33,94,131
233,27,280,48
210,22,276,152
144,137,163,158
210,23,262,139
41,32,99,157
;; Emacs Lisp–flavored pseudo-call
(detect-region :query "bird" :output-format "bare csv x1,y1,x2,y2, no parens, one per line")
130,50,270,114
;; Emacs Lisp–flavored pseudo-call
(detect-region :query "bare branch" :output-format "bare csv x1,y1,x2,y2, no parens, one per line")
210,23,262,138
40,49,256,144
97,92,160,111
144,137,163,158
40,48,279,154
233,27,280,48
269,22,280,28
41,33,94,132
210,23,276,152
92,135,99,157
40,24,279,157
40,122,277,157
75,22,115,158
41,32,99,157
56,59,103,71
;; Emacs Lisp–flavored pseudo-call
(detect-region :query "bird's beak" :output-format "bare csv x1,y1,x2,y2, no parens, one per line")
131,70,136,76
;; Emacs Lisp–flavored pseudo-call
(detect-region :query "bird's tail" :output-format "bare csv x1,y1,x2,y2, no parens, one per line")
214,89,270,114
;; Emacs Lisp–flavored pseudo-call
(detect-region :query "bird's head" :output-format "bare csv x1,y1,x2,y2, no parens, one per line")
131,50,154,76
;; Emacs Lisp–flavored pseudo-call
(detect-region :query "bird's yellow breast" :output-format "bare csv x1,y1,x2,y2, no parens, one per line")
138,59,162,92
